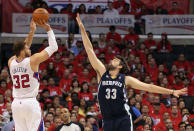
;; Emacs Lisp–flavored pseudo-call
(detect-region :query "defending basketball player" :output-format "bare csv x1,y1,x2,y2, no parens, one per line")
76,14,187,131
8,19,58,131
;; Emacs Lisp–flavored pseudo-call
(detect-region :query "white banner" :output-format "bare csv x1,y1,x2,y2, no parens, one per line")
80,14,135,34
12,13,68,33
145,15,194,34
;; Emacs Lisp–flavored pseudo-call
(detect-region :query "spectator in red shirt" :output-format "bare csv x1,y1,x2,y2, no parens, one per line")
164,119,174,131
61,4,76,33
71,79,81,93
22,2,34,13
169,1,184,15
48,116,62,131
106,26,122,44
47,77,62,96
170,105,182,130
79,82,93,102
59,69,72,92
0,94,6,114
157,33,172,53
145,58,158,83
113,0,126,12
78,68,91,84
119,3,135,15
149,103,163,126
124,27,139,50
143,32,157,51
174,53,191,72
0,80,9,94
89,77,98,93
77,4,87,14
98,33,107,51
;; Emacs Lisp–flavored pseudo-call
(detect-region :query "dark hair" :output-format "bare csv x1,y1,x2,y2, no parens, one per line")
178,121,185,127
109,26,116,31
13,41,26,57
147,32,153,36
115,55,130,75
80,82,89,93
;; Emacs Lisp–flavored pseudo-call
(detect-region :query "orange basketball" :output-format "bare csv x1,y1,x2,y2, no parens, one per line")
32,8,50,24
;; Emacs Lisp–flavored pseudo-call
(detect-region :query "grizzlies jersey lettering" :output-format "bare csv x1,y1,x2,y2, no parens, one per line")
10,57,40,98
98,71,129,120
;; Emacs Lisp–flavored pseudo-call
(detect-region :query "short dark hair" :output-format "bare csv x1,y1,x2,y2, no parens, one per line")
147,32,153,36
109,26,116,31
115,55,129,74
13,41,26,57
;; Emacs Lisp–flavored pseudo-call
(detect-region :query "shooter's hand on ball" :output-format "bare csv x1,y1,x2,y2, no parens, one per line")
35,19,51,32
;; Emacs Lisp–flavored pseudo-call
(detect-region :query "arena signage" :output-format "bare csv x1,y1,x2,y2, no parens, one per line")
145,15,194,34
80,14,135,34
12,13,68,33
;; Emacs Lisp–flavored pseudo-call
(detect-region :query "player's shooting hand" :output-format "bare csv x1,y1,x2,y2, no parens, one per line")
173,88,187,98
30,19,36,32
76,13,85,30
35,19,51,32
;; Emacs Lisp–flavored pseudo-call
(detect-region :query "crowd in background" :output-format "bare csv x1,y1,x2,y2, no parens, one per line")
21,0,187,34
0,25,193,130
0,0,193,131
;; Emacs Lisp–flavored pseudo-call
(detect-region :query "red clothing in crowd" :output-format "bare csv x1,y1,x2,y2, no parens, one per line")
106,32,122,43
79,92,94,101
113,0,126,9
173,60,191,71
124,34,139,48
144,39,157,49
157,40,172,52
48,86,62,96
59,78,71,92
145,64,158,83
169,9,184,14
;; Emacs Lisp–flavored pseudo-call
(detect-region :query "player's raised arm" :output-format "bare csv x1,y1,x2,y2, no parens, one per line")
76,13,106,78
30,20,58,70
24,19,36,48
125,76,187,97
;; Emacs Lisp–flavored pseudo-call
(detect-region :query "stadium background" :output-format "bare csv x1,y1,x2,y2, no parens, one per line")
0,0,193,130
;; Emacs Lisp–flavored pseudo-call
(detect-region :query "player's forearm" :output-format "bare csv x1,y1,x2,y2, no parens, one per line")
147,84,173,95
80,27,93,50
24,30,35,47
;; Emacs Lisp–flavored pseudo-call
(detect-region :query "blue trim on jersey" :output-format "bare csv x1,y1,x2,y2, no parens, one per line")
131,106,141,117
38,119,44,131
33,72,40,82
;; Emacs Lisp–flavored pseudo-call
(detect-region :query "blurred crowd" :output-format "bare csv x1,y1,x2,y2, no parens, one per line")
0,25,193,131
21,0,187,34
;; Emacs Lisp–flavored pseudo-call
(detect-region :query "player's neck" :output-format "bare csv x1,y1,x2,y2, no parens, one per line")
109,69,119,77
16,55,26,62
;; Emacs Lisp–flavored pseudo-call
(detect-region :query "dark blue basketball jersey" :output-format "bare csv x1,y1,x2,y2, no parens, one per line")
98,71,130,120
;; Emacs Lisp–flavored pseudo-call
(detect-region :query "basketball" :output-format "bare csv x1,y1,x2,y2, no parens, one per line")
32,8,49,24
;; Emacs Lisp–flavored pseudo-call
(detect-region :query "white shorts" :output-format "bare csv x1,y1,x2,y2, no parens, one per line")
11,98,44,131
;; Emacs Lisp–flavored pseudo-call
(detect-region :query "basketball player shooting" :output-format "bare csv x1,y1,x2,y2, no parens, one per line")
8,19,58,131
76,13,187,131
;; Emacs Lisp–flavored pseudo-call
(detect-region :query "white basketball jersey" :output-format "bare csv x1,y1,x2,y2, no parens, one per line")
10,57,40,98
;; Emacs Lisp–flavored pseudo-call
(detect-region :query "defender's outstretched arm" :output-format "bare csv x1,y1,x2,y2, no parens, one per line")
76,14,106,78
125,76,187,97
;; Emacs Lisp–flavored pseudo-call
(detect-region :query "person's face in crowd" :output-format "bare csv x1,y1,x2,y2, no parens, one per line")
46,113,54,122
179,123,186,131
172,2,178,10
88,117,96,124
0,81,6,89
80,99,86,107
182,108,189,116
79,117,86,127
54,117,62,127
144,76,151,84
129,97,136,106
179,101,185,109
48,78,55,86
42,79,48,86
48,107,55,115
96,6,101,13
163,112,170,121
6,103,12,113
145,116,152,125
148,34,153,41
108,2,113,10
135,94,142,102
140,43,145,50
141,105,149,114
143,124,151,131
158,64,164,72
128,27,134,34
63,69,70,78
134,57,140,64
153,96,160,103
69,33,74,40
73,105,79,112
84,126,92,131
171,97,178,106
56,39,62,46
72,80,79,87
178,54,185,62
185,125,193,131
70,113,77,122
53,97,60,105
99,33,105,41
83,68,89,77
55,108,61,116
45,121,51,128
135,102,141,110
60,108,70,122
48,62,54,69
162,77,168,85
153,104,160,113
171,106,178,116
25,2,32,10
43,40,48,46
148,93,154,103
55,52,61,60
165,119,173,129
82,83,89,92
63,58,70,66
